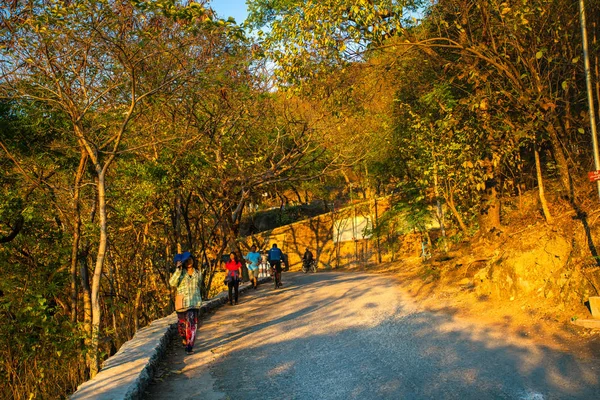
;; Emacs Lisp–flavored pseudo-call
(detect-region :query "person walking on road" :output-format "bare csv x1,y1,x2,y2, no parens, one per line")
225,252,242,305
169,252,202,355
245,245,261,289
268,243,284,288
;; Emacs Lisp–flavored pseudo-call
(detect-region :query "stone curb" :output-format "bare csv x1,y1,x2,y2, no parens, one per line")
70,277,270,400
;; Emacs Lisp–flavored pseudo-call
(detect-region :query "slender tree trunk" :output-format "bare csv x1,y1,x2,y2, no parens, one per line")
332,212,342,268
90,169,108,376
478,158,501,232
374,197,382,264
444,191,469,233
182,191,194,251
545,122,573,199
292,186,303,204
79,176,96,376
107,255,119,344
432,155,447,251
133,266,143,332
175,191,183,253
70,227,80,321
80,243,92,378
205,241,227,298
70,150,87,323
534,146,553,223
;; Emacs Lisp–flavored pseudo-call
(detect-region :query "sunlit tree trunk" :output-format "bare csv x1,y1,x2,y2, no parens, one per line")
546,122,573,199
478,158,501,232
70,150,87,323
534,145,553,223
444,189,469,233
90,168,108,376
432,150,447,251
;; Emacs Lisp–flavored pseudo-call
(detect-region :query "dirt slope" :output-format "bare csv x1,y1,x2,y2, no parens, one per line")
341,200,600,360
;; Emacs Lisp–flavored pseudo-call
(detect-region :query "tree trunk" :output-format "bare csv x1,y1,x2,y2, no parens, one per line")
70,150,87,323
80,243,92,378
545,122,573,199
374,197,382,264
90,169,108,377
133,266,143,332
292,186,303,204
174,191,183,253
444,190,469,233
478,158,501,232
432,156,447,251
205,241,228,298
534,146,553,223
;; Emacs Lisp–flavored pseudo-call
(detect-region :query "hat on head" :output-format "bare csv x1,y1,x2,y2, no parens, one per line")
174,251,192,264
180,251,192,263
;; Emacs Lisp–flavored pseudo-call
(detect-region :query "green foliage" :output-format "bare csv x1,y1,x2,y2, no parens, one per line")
1,0,599,397
247,0,424,85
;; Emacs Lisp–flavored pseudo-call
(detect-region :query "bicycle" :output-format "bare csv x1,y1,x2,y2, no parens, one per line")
270,261,282,289
272,267,282,289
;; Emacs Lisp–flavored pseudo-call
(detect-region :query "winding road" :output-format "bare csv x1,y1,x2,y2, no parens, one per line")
145,272,600,399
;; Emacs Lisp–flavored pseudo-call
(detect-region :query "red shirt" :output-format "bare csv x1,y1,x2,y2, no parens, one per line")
225,260,242,272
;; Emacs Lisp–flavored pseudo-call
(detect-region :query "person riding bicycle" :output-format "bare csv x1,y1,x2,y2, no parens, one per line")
302,248,314,270
268,243,284,288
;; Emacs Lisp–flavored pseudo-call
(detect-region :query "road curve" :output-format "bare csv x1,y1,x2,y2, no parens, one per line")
145,272,600,400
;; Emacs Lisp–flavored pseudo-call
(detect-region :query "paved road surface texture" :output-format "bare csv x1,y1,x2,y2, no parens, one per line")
145,272,600,400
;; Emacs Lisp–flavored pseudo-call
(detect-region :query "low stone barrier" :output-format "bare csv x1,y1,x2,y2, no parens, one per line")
71,278,269,400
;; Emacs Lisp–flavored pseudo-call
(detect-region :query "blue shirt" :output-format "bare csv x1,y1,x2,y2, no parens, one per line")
245,251,261,271
268,247,283,261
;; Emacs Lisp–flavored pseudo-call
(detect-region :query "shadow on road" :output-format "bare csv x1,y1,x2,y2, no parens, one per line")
146,272,600,400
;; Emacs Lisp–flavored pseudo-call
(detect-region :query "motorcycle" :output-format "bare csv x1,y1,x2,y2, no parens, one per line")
302,259,317,273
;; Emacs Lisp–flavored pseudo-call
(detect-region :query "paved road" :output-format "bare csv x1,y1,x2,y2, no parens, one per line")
145,272,600,400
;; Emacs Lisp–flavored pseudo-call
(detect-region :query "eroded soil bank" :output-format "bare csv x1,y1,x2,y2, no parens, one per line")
341,210,600,360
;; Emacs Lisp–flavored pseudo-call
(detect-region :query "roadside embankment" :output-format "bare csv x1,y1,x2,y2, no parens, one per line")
70,278,268,400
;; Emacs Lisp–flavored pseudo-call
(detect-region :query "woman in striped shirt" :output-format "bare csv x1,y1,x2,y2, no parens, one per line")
169,252,202,355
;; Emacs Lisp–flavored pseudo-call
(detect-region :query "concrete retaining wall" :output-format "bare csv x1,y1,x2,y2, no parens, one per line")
243,198,393,271
70,278,267,400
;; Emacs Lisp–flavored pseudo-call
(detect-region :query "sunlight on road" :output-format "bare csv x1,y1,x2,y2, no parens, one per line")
146,272,600,400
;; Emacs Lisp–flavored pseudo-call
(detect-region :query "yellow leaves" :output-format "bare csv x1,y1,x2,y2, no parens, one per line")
462,161,474,168
540,102,556,112
479,98,489,111
501,7,511,15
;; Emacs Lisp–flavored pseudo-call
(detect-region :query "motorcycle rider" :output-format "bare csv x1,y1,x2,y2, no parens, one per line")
302,247,314,271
